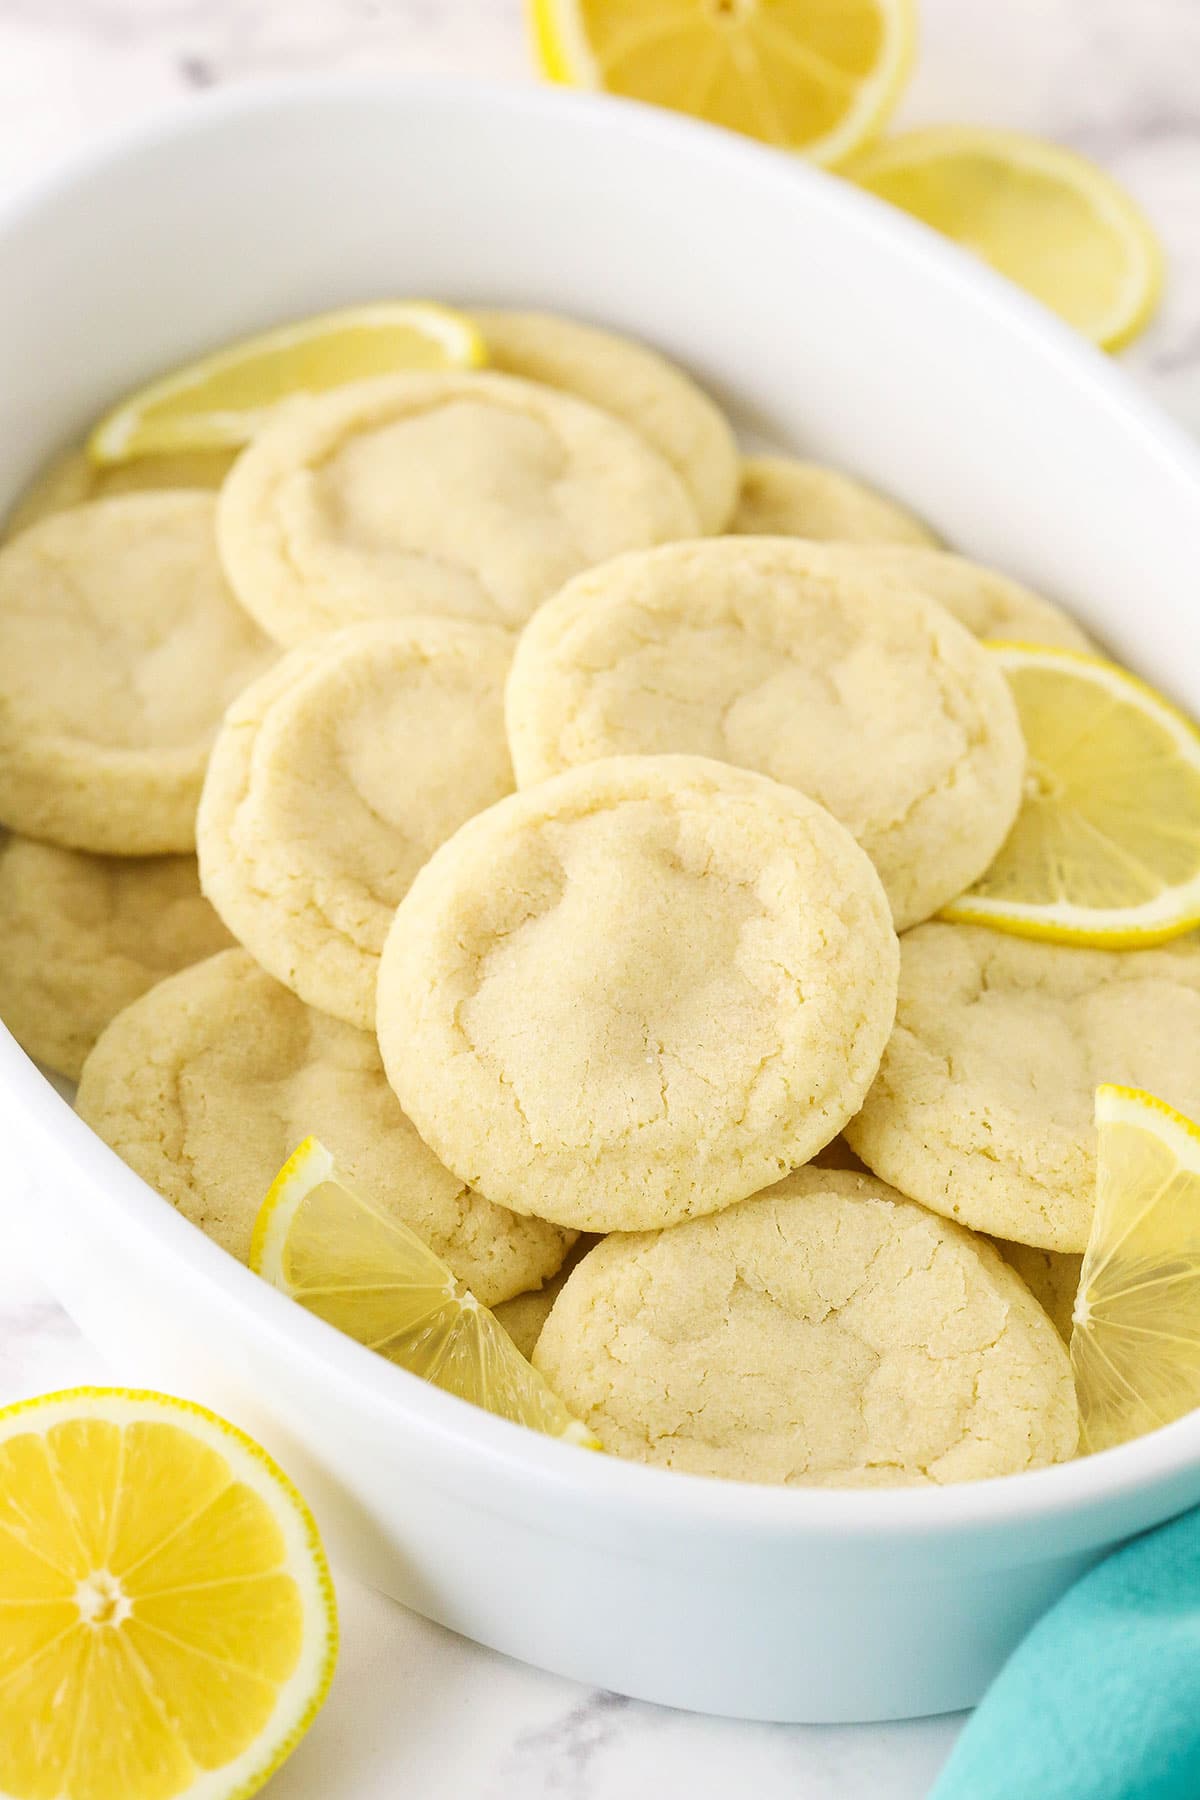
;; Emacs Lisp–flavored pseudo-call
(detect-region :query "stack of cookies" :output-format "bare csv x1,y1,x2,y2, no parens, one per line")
1,308,1189,1488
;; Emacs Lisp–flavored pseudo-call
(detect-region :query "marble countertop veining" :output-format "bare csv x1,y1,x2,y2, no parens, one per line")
1,3,1198,1796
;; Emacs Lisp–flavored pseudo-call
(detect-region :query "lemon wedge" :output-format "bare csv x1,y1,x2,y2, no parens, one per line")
0,1386,336,1799
251,1139,599,1448
529,0,915,168
845,126,1163,349
942,645,1200,946
1072,1086,1200,1454
88,301,486,464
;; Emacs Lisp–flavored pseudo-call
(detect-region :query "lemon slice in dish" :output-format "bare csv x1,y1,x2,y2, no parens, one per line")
942,645,1200,946
529,0,915,169
88,301,486,464
251,1138,599,1448
0,1386,336,1799
845,126,1163,349
1072,1086,1200,1454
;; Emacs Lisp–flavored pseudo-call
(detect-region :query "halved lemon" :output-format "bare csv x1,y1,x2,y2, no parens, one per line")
0,1387,336,1799
845,126,1163,349
1072,1086,1200,1454
942,645,1200,946
529,0,916,169
251,1139,599,1448
88,301,486,464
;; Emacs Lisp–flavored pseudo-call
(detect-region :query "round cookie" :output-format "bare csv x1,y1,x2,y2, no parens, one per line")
0,836,233,1081
533,1167,1078,1486
75,949,572,1306
732,455,937,546
198,618,515,1030
4,444,235,541
844,545,1095,652
0,492,275,854
471,309,739,531
505,538,1026,931
845,923,1200,1252
217,370,700,644
377,754,899,1233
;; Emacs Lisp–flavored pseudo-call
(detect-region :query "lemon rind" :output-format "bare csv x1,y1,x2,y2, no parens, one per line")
844,125,1163,348
88,302,487,464
529,0,917,169
943,642,1200,944
0,1385,338,1800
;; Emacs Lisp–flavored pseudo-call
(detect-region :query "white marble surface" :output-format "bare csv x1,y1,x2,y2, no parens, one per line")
1,2,1198,1795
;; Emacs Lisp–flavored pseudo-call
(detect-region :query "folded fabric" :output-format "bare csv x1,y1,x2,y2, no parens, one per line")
931,1505,1200,1800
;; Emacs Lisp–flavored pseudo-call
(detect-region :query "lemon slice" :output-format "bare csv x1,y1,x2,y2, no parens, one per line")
251,1139,599,1448
1072,1086,1200,1454
845,126,1163,349
0,1387,336,1799
88,301,486,464
942,645,1200,946
529,0,915,168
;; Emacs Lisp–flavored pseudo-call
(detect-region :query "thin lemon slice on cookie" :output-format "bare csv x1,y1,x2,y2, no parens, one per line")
846,127,1162,349
943,645,1200,946
89,301,486,463
0,1387,336,1799
529,0,915,168
251,1139,599,1447
1072,1086,1200,1454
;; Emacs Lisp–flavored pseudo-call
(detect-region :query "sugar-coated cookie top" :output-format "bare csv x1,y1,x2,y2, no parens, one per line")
533,1167,1079,1486
847,923,1200,1251
377,753,899,1233
0,837,232,1082
472,309,740,531
75,949,573,1306
0,492,275,853
198,617,515,1031
506,537,1026,930
216,370,701,643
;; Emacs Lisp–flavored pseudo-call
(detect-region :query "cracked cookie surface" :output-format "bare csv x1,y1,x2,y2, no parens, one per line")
506,538,1026,930
0,836,233,1081
377,754,899,1233
732,456,937,546
846,923,1200,1251
217,370,700,644
471,309,739,531
75,948,572,1305
197,618,514,1030
533,1166,1078,1486
0,492,275,853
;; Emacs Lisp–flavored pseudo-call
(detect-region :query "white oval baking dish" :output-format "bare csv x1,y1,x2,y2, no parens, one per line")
1,77,1199,1725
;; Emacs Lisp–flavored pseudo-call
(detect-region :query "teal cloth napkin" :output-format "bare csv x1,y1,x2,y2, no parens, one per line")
931,1506,1200,1800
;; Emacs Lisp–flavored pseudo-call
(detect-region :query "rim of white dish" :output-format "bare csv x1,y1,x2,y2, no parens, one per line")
4,73,1200,1543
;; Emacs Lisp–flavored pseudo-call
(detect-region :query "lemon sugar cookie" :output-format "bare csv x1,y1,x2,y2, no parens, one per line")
533,1167,1078,1486
377,754,899,1233
217,370,700,644
732,455,937,546
198,618,515,1030
505,538,1026,931
0,493,274,854
471,309,740,531
76,949,571,1305
0,837,233,1081
846,923,1200,1252
844,544,1094,651
3,444,235,540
